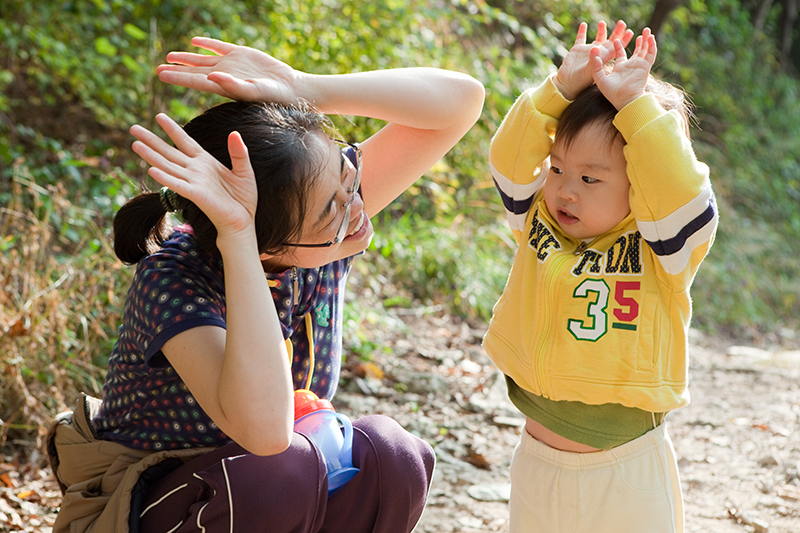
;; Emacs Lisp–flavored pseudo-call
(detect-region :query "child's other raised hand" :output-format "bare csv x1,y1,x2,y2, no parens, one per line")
554,20,634,101
590,28,657,111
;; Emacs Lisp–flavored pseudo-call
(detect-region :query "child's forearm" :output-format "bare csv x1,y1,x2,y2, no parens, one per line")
490,76,570,187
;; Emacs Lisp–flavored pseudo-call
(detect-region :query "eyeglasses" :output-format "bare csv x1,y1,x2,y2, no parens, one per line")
285,141,362,248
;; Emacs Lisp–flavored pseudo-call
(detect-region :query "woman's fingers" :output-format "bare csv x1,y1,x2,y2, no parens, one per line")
227,131,252,177
130,124,190,168
163,51,221,68
189,36,238,56
131,139,187,184
154,113,205,158
145,165,186,193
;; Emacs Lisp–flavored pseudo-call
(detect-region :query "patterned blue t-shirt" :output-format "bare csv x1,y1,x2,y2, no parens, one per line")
93,227,352,450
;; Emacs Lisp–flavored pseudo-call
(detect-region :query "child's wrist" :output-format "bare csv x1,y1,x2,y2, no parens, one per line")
613,91,646,111
553,72,579,101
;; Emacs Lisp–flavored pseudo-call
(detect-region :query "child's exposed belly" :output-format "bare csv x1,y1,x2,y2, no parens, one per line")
525,417,603,453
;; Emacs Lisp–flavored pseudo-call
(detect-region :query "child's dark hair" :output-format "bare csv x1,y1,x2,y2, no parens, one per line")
114,101,329,264
554,75,693,152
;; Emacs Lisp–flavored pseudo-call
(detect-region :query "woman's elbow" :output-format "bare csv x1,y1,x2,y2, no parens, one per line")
452,75,486,128
235,422,294,457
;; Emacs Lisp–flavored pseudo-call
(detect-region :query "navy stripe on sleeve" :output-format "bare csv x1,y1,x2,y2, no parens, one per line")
494,178,534,216
644,196,717,256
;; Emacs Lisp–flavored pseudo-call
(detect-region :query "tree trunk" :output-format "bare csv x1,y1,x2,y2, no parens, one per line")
779,0,798,71
754,0,774,32
647,0,686,36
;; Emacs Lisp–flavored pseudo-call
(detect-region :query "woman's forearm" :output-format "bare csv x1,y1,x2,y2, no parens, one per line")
298,68,485,131
215,233,295,455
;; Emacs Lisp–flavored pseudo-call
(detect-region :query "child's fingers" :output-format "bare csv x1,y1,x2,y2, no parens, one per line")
633,28,652,57
644,34,658,65
620,29,635,48
608,20,627,42
588,47,605,77
594,20,608,43
574,22,588,46
613,38,628,62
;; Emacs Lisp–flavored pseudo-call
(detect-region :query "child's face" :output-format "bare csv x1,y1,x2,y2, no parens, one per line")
544,123,631,240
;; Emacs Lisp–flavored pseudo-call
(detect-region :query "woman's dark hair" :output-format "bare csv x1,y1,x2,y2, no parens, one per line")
114,101,329,264
554,74,694,153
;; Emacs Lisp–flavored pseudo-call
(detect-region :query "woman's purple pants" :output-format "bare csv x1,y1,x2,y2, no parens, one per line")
137,415,435,533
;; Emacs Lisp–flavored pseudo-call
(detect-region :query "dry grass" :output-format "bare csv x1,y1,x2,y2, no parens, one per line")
0,172,128,452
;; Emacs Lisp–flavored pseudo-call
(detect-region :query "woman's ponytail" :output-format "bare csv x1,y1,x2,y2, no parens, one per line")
112,190,173,264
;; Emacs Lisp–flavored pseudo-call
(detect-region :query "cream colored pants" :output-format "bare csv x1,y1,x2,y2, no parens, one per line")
509,423,684,533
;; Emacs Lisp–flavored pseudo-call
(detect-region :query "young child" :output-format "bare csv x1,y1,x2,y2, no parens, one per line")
483,21,717,532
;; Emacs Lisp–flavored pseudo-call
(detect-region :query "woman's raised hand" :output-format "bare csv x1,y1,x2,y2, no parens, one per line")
590,28,657,111
554,20,634,101
157,37,300,104
130,114,258,241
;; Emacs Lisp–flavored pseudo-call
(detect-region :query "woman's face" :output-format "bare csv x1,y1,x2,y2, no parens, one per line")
261,133,374,271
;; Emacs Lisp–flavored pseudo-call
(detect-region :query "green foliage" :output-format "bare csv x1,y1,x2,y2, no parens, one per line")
2,0,800,440
653,0,800,333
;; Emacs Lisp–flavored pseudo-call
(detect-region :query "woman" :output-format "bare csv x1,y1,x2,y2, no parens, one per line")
48,38,484,533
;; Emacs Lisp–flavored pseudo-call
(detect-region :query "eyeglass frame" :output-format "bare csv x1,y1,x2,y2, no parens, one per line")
283,140,362,248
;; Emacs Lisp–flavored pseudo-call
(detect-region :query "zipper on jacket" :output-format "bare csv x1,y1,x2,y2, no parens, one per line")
535,236,597,396
291,266,300,305
534,251,573,399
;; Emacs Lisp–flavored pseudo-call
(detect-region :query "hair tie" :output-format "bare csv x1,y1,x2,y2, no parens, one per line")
159,187,179,213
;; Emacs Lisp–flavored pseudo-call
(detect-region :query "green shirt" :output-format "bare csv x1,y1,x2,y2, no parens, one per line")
506,376,666,450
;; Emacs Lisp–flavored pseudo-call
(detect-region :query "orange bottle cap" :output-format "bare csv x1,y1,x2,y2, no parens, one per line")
293,389,334,420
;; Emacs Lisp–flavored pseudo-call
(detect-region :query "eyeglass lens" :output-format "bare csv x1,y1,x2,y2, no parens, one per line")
334,145,361,243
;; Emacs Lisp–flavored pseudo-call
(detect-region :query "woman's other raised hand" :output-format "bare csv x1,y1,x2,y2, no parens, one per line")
157,37,300,104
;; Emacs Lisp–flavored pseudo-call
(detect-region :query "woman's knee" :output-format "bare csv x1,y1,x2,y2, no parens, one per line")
353,415,435,487
222,432,326,498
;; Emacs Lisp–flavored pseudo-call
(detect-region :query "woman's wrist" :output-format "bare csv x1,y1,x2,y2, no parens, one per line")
216,225,260,258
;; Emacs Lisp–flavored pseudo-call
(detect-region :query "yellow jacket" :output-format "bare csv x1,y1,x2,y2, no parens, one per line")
483,76,718,412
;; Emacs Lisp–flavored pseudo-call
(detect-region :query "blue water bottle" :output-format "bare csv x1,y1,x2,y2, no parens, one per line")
293,389,359,495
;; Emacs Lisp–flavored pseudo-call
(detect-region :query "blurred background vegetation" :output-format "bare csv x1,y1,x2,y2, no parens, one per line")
1,0,798,446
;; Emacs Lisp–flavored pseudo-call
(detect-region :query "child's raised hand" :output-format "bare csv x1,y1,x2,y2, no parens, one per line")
130,115,259,241
554,20,634,101
590,28,657,110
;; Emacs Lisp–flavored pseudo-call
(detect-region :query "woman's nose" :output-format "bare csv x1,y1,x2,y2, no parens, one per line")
349,190,365,213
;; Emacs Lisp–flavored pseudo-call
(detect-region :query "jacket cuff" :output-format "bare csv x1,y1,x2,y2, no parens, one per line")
527,74,572,119
613,94,667,142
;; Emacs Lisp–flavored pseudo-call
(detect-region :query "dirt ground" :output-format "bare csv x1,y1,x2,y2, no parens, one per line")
336,312,800,533
1,310,799,532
